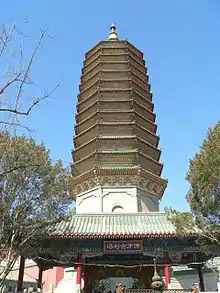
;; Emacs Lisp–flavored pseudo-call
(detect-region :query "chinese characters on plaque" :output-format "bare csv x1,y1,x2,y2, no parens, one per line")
104,240,143,253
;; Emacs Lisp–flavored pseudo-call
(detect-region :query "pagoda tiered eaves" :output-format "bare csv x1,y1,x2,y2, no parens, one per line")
72,136,161,162
70,38,167,199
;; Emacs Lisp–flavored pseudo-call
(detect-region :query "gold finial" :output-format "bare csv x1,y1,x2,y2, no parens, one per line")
108,24,118,40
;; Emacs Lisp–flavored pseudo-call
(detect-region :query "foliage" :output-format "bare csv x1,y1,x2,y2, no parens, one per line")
0,132,71,290
93,280,107,293
167,121,220,252
68,206,76,216
131,278,145,289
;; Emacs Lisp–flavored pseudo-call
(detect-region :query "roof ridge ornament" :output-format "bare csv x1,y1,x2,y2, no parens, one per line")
108,24,118,40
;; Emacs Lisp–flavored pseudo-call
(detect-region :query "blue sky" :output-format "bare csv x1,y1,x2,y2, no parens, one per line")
1,0,220,211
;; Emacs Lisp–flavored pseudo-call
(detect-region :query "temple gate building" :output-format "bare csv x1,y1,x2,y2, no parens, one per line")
16,25,215,293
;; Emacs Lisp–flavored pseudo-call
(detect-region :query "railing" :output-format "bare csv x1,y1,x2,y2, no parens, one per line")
4,290,42,293
126,290,191,293
126,289,220,293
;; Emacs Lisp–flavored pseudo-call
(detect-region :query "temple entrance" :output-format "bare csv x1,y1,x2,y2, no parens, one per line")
87,266,154,292
92,277,142,293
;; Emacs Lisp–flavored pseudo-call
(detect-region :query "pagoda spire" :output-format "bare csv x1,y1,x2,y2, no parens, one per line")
108,24,118,40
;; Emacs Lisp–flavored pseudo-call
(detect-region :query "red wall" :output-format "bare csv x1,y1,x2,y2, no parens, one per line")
24,266,64,292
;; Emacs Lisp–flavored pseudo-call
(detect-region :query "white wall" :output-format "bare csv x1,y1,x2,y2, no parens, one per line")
169,273,219,291
76,187,138,213
76,186,159,213
76,187,101,213
102,187,137,213
137,188,159,212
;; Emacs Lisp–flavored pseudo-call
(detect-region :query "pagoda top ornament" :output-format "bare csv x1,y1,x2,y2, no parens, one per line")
108,24,118,40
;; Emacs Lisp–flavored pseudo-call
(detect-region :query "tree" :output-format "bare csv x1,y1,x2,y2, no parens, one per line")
0,22,69,292
0,132,71,292
0,23,59,132
167,121,220,252
0,22,60,181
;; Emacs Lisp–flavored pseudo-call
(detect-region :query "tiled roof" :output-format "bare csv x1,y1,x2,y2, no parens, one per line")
51,212,176,239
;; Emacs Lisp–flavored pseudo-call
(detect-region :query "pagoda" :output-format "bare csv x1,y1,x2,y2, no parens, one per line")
70,24,167,213
16,25,211,293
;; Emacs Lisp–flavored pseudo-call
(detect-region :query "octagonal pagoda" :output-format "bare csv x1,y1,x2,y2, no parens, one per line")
69,25,167,213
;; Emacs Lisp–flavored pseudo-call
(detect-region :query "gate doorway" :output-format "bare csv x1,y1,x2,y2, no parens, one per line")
87,266,154,293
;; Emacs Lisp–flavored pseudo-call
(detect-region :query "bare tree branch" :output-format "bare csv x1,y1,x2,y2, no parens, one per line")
0,121,33,132
0,83,59,116
0,25,60,134
0,72,22,96
14,31,45,112
0,23,15,58
0,98,40,115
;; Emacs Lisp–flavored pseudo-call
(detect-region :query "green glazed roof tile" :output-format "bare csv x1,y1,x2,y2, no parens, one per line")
51,213,177,239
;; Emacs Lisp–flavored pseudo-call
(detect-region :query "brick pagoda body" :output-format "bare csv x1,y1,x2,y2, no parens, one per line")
70,26,167,214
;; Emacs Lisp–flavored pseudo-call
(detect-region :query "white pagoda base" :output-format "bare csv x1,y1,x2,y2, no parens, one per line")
76,186,159,213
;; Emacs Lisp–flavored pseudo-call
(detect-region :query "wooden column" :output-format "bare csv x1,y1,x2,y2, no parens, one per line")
17,256,25,292
197,264,205,292
37,267,43,289
164,251,170,289
84,264,88,293
76,253,82,293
